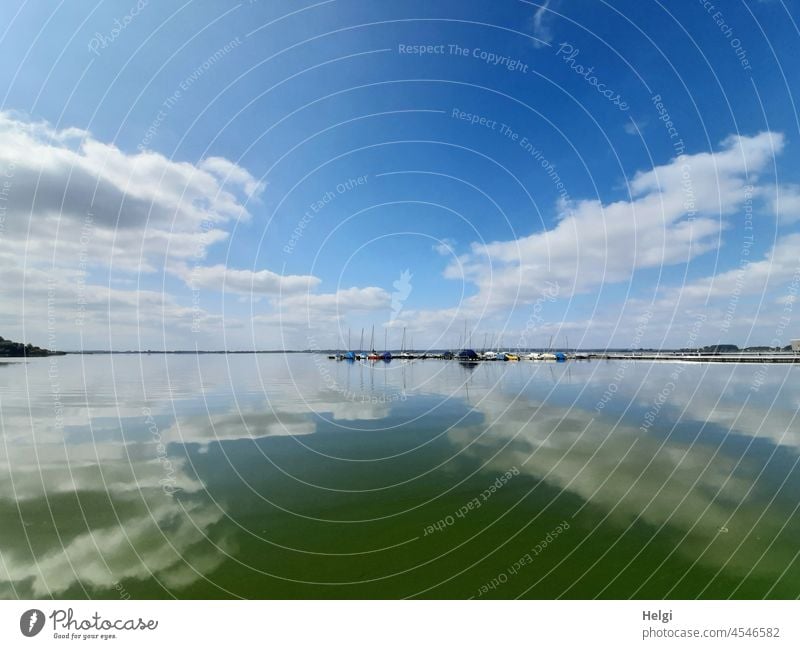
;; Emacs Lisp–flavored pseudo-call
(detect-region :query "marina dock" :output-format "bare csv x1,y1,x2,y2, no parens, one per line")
327,351,800,364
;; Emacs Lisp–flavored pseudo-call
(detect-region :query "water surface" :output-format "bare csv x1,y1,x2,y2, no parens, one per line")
1,354,798,598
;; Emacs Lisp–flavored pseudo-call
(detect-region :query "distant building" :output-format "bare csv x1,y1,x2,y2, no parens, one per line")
792,339,800,352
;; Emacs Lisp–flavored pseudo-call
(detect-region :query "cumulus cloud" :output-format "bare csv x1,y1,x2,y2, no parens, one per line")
280,286,391,315
0,111,260,272
198,156,265,200
557,228,800,348
664,233,800,303
0,253,235,350
770,184,800,224
445,132,784,315
0,113,316,348
173,263,320,296
253,286,392,328
433,238,456,256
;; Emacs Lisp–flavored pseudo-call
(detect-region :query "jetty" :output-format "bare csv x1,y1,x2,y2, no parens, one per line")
327,350,800,364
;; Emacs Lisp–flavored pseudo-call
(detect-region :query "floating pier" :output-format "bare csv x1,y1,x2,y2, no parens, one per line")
328,351,800,364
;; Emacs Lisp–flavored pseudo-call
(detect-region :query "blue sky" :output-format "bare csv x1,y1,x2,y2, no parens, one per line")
1,0,799,350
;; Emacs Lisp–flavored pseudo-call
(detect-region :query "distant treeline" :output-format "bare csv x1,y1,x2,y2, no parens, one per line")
0,336,64,357
690,344,794,353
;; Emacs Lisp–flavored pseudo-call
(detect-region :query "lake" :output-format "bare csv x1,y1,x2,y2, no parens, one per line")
1,354,798,598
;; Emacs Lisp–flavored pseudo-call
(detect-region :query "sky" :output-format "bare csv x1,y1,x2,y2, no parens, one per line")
1,0,799,351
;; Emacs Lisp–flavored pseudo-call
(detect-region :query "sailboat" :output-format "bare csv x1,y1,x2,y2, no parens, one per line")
399,327,414,359
335,332,346,360
539,335,556,361
328,334,339,359
479,332,499,360
381,327,392,361
367,325,381,360
344,329,356,361
356,328,366,360
457,320,480,362
539,335,563,361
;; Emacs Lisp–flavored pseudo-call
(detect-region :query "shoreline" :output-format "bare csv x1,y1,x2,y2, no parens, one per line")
11,350,796,364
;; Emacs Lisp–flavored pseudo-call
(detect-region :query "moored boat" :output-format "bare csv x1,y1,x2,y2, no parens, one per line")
367,325,380,360
457,348,480,361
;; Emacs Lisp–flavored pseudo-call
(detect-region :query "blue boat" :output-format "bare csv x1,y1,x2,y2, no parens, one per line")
456,349,480,361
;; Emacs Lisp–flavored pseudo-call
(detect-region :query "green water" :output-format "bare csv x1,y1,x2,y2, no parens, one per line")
1,354,798,598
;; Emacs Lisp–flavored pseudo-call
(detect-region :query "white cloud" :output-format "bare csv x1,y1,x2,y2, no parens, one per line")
0,250,238,351
0,113,308,348
198,156,265,200
278,286,391,315
770,184,800,224
663,232,800,303
433,238,456,256
531,0,555,47
623,117,648,135
0,111,257,273
255,286,392,326
173,263,320,296
444,132,784,316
